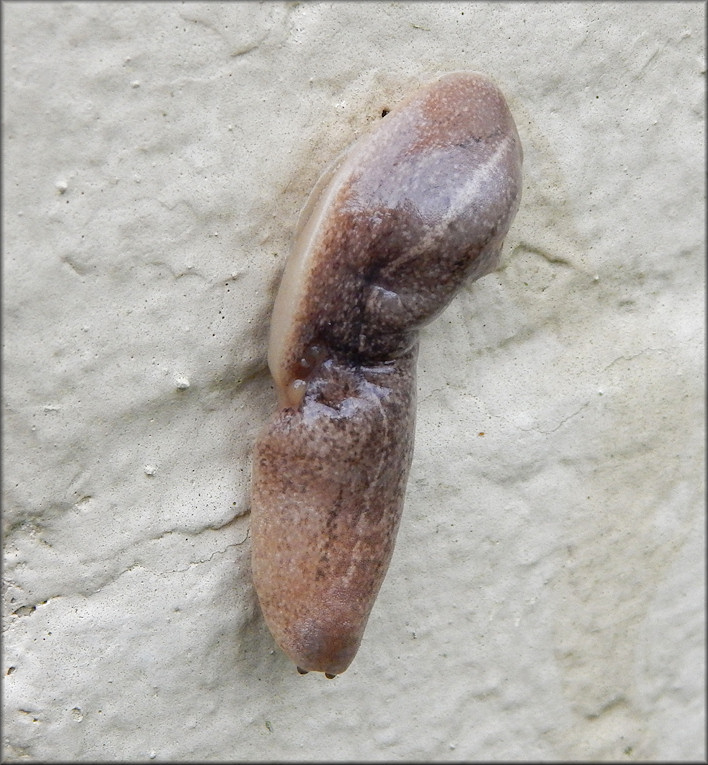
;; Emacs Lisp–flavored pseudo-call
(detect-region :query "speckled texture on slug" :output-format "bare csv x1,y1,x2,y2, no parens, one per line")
251,348,417,675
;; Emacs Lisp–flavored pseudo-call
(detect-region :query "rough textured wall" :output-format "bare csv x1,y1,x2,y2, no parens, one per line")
3,2,704,761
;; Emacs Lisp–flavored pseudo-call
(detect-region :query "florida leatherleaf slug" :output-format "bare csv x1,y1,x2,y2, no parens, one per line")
251,72,522,676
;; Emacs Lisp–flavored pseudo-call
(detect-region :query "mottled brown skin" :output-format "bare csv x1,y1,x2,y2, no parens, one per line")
251,349,417,675
250,72,522,676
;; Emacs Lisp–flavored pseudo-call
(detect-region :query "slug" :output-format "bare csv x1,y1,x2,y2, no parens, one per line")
250,72,522,677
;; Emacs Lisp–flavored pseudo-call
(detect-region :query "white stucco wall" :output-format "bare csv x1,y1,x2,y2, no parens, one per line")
3,2,704,761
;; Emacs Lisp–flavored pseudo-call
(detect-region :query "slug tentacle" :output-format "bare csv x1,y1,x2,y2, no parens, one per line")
250,72,522,676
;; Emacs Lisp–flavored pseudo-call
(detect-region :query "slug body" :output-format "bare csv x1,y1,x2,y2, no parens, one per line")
251,72,522,676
